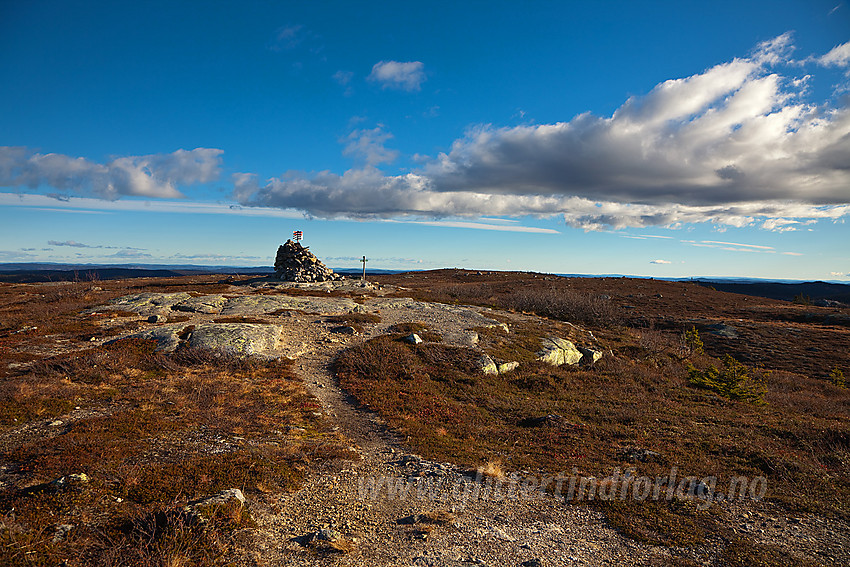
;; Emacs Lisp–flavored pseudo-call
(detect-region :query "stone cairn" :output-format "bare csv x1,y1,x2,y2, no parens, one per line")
274,240,342,282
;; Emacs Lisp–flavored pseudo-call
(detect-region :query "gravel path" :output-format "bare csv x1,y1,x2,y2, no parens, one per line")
237,299,670,567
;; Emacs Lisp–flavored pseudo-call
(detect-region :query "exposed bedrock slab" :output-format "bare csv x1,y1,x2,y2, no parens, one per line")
220,295,360,316
122,322,283,357
123,324,186,352
185,323,282,357
173,295,227,314
105,292,193,315
369,298,509,332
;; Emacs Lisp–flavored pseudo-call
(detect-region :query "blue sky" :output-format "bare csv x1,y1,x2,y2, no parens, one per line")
1,1,849,279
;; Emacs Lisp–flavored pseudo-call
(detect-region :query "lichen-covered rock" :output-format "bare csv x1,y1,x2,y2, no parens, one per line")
184,489,247,525
221,295,359,316
497,361,520,374
173,295,227,314
123,324,187,352
105,292,192,315
186,323,281,357
189,488,246,507
477,354,518,375
478,354,499,375
536,337,583,366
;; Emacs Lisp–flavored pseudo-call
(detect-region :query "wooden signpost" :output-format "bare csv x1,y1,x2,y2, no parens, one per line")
292,230,303,243
360,255,368,283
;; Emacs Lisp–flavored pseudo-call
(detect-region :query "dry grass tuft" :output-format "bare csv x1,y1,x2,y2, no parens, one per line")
477,460,505,480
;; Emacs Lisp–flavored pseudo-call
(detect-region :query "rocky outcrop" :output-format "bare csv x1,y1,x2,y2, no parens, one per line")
536,337,584,366
173,295,227,314
274,240,342,282
126,324,186,352
105,292,192,314
477,354,519,375
221,295,360,316
186,323,281,357
535,337,603,366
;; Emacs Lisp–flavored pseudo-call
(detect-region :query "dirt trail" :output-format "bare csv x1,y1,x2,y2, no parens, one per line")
241,306,662,567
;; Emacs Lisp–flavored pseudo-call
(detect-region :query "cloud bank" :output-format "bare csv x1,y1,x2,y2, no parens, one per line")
0,147,222,199
235,36,850,230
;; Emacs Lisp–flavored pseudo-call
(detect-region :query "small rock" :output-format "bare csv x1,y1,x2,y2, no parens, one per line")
28,473,91,494
316,527,343,542
577,346,603,365
147,314,167,323
403,333,423,345
297,527,354,553
461,331,479,346
183,489,246,525
617,446,662,463
52,524,74,543
477,354,498,375
489,526,514,541
54,473,89,487
188,488,246,508
332,325,358,335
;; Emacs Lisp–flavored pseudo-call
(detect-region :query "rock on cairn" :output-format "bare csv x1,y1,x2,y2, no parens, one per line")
274,240,342,282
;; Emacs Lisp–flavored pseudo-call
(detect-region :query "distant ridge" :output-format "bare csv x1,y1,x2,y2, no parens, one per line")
0,263,271,283
0,262,272,273
691,280,850,304
0,263,403,283
1,263,848,303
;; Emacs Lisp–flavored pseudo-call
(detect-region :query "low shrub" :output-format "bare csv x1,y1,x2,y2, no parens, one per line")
687,355,767,404
683,326,704,355
830,367,846,388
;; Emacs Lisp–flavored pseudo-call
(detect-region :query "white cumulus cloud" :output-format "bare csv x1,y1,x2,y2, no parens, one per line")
650,259,672,264
236,34,850,230
0,147,222,199
341,126,399,166
368,60,426,91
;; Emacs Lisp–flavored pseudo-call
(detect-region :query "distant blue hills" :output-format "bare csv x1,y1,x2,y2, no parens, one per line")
1,263,848,303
